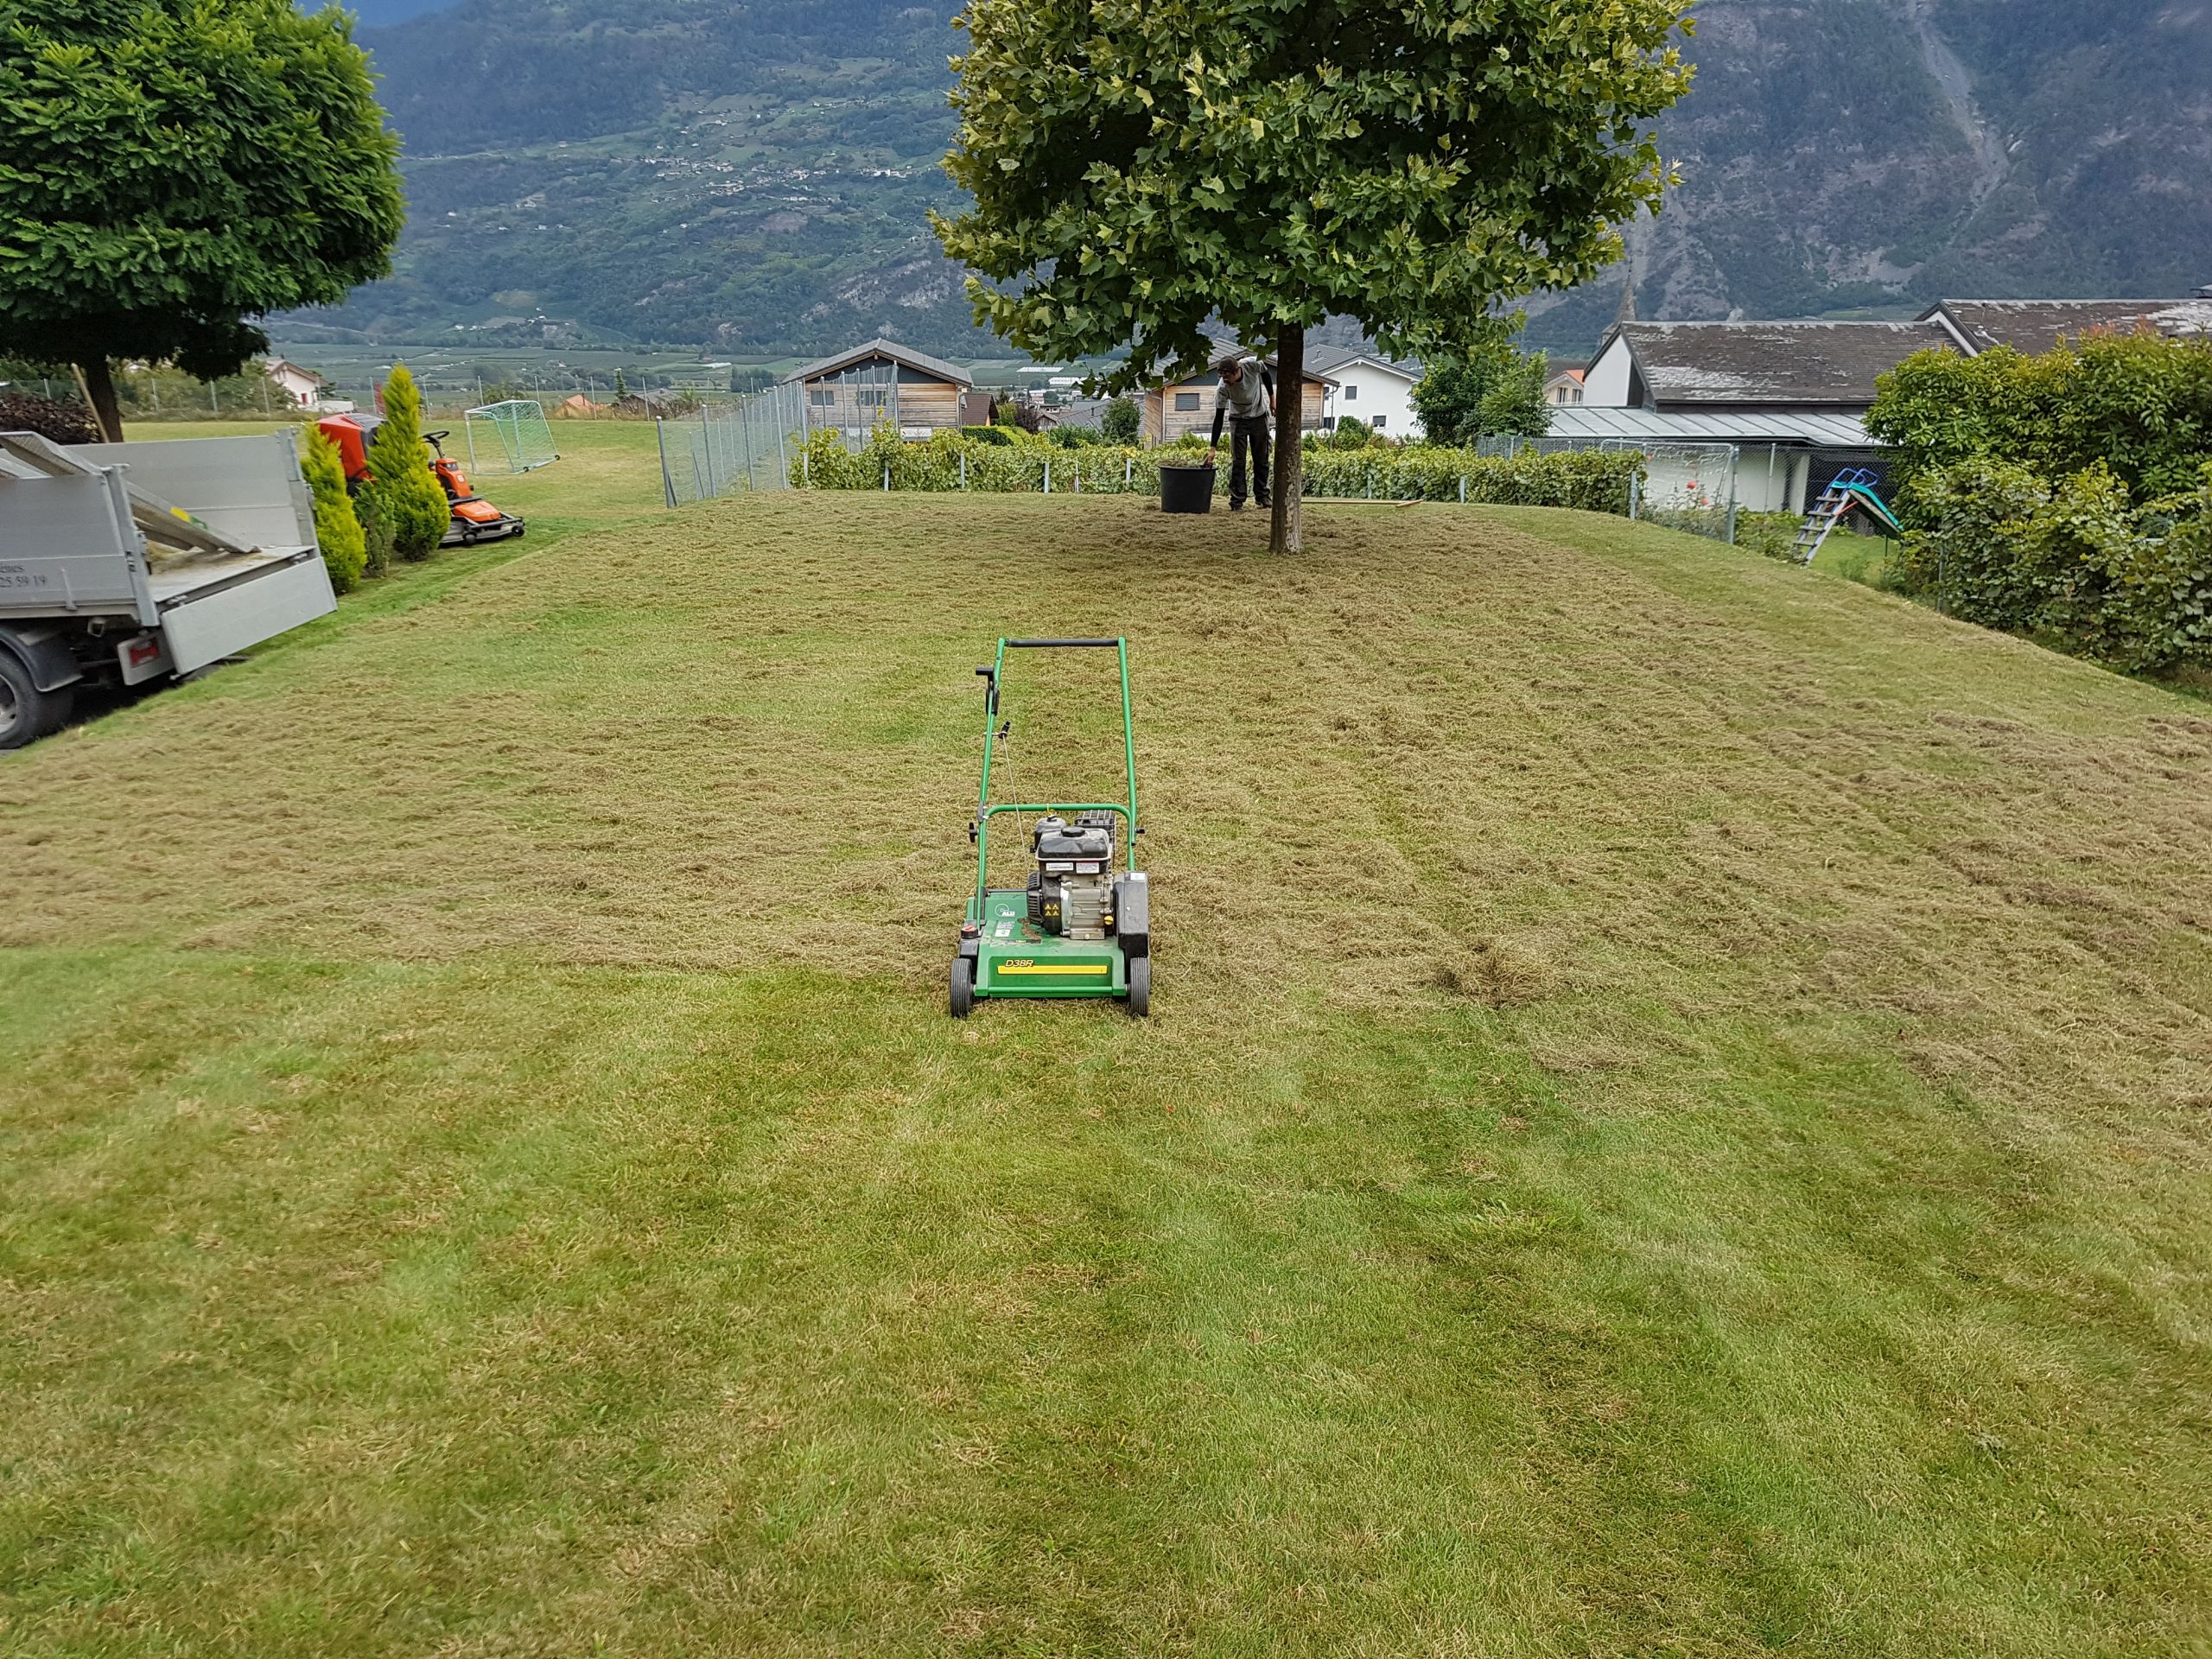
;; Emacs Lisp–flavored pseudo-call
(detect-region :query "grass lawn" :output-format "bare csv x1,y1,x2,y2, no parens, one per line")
3,492,2209,1655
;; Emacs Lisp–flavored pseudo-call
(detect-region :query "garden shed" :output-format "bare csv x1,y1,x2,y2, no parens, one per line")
785,340,973,442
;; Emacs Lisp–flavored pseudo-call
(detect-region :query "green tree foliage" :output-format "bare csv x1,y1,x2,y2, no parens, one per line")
362,366,448,563
1413,332,1552,447
1867,332,2212,518
300,429,367,594
934,0,1692,552
0,0,404,440
1326,417,1373,450
1101,397,1141,444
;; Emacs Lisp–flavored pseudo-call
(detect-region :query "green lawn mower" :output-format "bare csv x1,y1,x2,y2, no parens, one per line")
950,637,1150,1018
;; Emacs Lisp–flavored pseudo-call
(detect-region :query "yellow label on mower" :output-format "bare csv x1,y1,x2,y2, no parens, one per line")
995,960,1110,976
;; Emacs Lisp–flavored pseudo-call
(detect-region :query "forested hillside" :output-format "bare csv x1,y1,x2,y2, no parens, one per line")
299,0,2212,357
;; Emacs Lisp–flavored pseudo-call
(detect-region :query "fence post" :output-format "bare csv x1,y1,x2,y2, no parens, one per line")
1459,475,1466,504
1124,456,1132,488
960,449,968,490
1725,445,1740,544
883,464,891,492
1044,457,1051,494
655,417,677,509
1628,474,1640,520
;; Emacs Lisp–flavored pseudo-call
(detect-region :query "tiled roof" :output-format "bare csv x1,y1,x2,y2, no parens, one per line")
1610,321,1950,406
1925,299,2212,356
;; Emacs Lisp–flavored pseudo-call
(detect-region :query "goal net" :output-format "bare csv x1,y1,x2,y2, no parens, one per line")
462,399,558,474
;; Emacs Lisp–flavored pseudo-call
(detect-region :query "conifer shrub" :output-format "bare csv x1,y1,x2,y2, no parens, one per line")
299,429,366,593
361,365,447,561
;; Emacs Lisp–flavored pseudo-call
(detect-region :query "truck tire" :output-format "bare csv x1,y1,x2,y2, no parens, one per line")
0,651,70,749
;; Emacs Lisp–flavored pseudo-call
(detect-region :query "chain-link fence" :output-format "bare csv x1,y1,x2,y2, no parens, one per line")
657,383,808,505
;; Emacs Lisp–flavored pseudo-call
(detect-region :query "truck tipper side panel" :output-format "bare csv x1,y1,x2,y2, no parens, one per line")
157,550,334,673
75,436,319,556
0,468,151,617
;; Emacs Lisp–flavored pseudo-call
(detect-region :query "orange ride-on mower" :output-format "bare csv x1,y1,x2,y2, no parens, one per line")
314,414,525,548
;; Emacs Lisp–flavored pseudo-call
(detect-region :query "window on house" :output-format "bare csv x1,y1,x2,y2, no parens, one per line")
1370,414,1385,429
857,388,887,409
1173,391,1199,410
1342,385,1357,401
809,388,833,405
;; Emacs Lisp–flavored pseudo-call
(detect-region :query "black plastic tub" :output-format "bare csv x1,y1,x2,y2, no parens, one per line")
1159,462,1216,513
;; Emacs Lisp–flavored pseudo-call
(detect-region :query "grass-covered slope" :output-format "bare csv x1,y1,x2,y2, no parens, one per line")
2,494,2208,1654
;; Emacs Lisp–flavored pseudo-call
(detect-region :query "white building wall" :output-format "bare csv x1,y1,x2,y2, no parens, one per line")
1323,361,1423,438
1582,336,1637,406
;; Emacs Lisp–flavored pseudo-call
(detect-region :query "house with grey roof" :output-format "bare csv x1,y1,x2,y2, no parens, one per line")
1577,296,2212,513
1304,344,1425,438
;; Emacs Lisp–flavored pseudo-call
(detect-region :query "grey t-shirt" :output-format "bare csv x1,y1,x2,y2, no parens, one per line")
1213,361,1273,422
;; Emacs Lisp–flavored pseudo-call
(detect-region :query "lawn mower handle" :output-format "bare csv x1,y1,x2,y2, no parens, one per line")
973,635,1140,902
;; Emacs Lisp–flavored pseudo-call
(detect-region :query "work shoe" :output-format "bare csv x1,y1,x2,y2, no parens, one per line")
1229,499,1246,512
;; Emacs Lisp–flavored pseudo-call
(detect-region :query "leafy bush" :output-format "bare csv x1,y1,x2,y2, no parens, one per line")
1891,460,2051,630
1328,417,1372,449
1046,423,1104,448
361,365,446,561
300,429,366,594
0,388,99,444
1868,332,2212,518
1897,458,2212,673
1101,397,1141,443
961,424,1013,446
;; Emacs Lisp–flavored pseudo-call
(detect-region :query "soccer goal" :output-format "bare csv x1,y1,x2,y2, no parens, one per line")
462,399,559,474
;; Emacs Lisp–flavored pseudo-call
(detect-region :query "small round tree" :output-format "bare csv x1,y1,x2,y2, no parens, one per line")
0,0,403,440
936,0,1693,551
363,365,448,562
1101,397,1141,444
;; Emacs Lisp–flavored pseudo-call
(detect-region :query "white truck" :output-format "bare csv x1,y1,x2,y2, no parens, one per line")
0,430,336,747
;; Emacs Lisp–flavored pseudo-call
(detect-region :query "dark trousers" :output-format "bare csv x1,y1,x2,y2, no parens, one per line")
1229,415,1271,507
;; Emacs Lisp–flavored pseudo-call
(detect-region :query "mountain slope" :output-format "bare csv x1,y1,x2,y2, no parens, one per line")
306,0,2212,358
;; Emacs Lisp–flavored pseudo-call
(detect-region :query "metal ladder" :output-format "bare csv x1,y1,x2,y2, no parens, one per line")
1792,468,1878,564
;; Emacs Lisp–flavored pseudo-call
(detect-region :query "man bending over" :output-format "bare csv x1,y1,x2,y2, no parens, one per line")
1207,352,1275,512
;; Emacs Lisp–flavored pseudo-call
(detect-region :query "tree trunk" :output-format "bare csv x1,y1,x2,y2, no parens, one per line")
77,359,124,442
1268,323,1304,554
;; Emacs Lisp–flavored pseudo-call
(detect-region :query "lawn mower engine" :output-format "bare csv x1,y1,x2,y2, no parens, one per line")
1027,814,1117,939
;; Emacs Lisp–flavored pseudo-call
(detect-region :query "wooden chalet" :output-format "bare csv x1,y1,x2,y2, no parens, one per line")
784,339,974,440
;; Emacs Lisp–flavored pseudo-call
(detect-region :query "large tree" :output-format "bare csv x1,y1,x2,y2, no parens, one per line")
0,0,404,439
936,0,1694,551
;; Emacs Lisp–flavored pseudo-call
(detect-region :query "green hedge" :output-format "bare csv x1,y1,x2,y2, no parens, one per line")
793,427,1642,514
1897,459,2212,673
